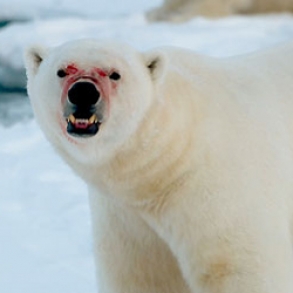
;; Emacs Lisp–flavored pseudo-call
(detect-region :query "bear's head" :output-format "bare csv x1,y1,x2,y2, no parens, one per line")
25,39,166,166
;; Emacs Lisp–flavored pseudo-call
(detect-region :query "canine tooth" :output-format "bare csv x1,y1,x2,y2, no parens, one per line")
89,114,97,124
68,114,76,123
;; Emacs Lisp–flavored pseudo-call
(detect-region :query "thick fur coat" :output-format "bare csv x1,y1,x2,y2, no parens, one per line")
25,39,293,293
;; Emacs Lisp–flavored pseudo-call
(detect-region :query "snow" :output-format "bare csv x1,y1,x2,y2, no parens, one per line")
0,120,95,293
1,1,293,292
0,0,161,21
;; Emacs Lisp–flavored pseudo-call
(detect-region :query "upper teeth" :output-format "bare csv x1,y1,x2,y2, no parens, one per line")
68,114,76,123
89,114,98,124
67,114,98,124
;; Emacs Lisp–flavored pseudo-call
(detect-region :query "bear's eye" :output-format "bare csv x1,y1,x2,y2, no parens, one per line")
109,72,121,81
57,69,67,78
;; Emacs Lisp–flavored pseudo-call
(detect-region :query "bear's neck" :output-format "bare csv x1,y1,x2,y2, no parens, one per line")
90,90,199,209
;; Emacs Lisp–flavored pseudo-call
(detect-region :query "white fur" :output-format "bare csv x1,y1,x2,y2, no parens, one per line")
25,39,293,293
147,0,293,22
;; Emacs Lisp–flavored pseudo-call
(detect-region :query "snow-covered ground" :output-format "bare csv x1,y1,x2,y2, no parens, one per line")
0,0,161,21
1,1,293,293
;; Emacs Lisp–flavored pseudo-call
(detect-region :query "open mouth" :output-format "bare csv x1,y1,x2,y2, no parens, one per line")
66,112,101,137
64,80,104,138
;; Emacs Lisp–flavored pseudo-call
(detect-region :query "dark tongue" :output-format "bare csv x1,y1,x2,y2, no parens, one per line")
74,119,90,129
67,120,100,137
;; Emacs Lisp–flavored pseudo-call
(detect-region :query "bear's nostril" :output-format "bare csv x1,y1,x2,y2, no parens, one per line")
68,82,100,106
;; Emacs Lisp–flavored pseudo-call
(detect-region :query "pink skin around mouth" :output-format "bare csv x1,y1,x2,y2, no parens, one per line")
58,63,118,139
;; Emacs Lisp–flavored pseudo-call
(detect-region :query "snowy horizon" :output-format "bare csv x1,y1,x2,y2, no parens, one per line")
1,1,293,293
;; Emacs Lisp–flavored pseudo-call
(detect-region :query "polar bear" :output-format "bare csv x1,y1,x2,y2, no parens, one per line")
25,39,293,293
147,0,293,22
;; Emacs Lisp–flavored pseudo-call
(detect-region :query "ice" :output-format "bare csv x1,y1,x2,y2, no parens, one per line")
0,0,161,21
0,121,95,293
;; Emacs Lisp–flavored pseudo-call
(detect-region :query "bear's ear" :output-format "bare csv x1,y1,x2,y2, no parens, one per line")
143,50,167,81
24,45,49,76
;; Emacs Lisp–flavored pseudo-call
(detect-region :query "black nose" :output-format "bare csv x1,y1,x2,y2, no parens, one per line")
68,82,100,107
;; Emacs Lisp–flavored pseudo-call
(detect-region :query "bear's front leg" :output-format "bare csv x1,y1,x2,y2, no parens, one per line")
141,191,293,293
88,188,191,293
